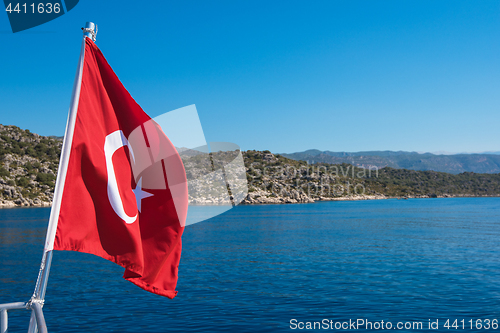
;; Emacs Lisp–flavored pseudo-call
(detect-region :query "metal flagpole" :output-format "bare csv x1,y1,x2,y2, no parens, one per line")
25,22,97,333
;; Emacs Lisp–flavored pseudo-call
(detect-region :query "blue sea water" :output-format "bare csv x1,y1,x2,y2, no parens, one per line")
1,198,500,332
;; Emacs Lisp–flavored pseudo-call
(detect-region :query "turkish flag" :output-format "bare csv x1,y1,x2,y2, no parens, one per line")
53,37,188,298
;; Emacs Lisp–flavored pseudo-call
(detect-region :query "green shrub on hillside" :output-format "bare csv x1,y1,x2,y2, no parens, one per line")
36,173,55,186
16,176,30,187
0,166,9,177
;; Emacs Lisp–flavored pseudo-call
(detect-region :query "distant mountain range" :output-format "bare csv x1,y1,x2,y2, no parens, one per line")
281,150,500,174
425,151,500,155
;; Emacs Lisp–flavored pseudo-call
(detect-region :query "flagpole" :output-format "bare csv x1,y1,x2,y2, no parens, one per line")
27,22,97,333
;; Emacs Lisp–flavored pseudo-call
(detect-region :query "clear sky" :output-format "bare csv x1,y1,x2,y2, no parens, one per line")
1,1,499,154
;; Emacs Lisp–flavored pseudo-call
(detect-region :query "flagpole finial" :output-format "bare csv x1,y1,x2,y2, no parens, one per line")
82,22,97,41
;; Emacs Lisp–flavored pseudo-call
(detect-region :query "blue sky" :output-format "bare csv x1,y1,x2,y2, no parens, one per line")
1,1,499,154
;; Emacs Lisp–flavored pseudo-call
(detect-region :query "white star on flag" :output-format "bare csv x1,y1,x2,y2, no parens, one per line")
132,177,154,213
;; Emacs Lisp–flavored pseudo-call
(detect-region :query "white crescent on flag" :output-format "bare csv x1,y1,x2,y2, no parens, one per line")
104,130,138,224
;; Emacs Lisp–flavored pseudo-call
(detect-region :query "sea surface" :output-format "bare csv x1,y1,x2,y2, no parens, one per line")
1,198,500,332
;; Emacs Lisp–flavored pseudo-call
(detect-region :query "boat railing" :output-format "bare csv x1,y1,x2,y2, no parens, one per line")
0,300,48,333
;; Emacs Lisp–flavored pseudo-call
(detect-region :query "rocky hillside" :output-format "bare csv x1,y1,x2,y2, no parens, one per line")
242,150,500,204
1,124,499,207
0,125,61,207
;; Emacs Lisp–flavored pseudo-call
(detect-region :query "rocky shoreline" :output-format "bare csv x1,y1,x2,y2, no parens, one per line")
241,191,499,205
0,199,52,208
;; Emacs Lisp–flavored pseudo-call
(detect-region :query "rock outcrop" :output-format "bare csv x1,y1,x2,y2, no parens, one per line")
0,125,60,207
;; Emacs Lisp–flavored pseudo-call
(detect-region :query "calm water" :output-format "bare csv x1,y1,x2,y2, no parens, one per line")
1,198,500,332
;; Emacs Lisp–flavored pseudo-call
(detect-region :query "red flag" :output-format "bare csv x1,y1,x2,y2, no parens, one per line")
53,37,188,298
